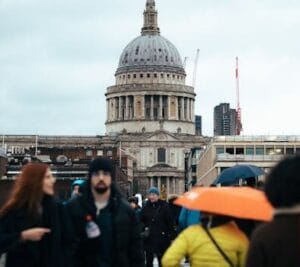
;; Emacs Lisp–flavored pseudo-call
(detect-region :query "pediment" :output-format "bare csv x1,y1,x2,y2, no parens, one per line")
146,131,179,142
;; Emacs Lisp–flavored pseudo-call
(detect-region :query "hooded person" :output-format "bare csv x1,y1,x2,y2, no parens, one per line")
66,157,145,267
140,187,176,267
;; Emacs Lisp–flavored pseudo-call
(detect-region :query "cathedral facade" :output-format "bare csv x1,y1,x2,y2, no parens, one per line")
105,0,206,195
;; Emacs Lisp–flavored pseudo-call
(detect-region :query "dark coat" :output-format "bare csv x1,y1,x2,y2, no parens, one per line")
0,196,67,267
246,214,300,267
66,186,144,267
140,199,176,253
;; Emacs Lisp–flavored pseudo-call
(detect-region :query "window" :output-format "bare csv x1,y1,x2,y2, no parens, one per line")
160,73,164,78
216,147,224,154
86,150,93,157
256,146,264,155
97,150,103,156
127,74,130,79
147,73,150,78
246,147,254,155
133,74,136,78
286,147,294,155
154,73,157,78
225,147,234,154
107,150,113,156
140,73,143,78
236,147,244,155
157,148,166,163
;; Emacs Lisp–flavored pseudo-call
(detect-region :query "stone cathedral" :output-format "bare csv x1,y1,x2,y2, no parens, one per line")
105,0,206,195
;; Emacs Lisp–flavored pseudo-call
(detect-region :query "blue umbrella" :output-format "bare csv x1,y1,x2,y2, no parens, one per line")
214,164,265,186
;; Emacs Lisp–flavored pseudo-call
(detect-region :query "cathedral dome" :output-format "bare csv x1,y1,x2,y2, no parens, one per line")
115,0,185,76
116,35,185,75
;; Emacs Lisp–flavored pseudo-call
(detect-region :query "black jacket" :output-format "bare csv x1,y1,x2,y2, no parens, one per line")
246,214,300,267
0,196,67,267
140,199,176,253
66,186,144,267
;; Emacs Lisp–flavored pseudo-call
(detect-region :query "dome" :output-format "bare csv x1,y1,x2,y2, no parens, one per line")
116,35,185,75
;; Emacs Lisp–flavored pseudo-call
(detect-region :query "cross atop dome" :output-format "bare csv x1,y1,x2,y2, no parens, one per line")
141,0,160,35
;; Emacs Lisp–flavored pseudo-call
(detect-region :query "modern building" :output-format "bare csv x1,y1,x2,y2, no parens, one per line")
197,135,300,186
214,103,237,136
0,148,7,179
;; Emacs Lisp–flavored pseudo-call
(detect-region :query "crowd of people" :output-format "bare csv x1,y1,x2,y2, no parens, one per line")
0,155,299,267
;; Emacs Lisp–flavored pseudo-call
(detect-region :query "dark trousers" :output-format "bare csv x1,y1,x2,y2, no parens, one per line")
145,251,163,267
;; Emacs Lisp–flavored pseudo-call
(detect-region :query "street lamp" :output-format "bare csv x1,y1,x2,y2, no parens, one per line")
184,151,190,192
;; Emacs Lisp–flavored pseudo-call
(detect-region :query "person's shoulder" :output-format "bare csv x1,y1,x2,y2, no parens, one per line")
250,221,274,241
116,198,133,211
65,194,86,215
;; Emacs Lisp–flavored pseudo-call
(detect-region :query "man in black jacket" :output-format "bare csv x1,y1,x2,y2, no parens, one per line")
140,187,176,267
66,157,144,267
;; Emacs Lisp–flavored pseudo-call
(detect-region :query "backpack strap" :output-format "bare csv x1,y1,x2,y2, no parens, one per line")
203,227,234,267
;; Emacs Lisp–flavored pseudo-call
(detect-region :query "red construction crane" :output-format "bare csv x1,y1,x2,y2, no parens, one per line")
235,56,243,135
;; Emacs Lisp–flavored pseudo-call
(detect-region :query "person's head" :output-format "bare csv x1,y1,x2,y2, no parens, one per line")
0,163,55,218
128,196,138,209
73,185,80,193
147,187,160,203
71,179,86,196
265,156,300,208
168,194,178,204
89,157,115,195
245,177,257,188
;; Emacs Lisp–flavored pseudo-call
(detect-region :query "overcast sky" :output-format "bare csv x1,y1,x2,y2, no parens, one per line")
0,0,299,136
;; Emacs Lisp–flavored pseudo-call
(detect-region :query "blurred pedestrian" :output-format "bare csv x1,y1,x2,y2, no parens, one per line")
0,163,67,267
69,179,85,200
128,196,142,219
246,156,300,267
140,187,176,267
162,214,248,267
178,207,201,232
167,195,181,233
66,157,144,267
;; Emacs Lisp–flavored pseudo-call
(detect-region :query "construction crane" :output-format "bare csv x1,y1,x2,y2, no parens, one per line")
183,57,188,69
235,56,243,135
192,49,200,88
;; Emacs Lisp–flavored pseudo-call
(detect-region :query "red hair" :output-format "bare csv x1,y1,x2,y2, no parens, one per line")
0,163,49,219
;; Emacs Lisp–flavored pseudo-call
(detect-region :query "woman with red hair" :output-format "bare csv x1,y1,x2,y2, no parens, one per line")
0,163,66,267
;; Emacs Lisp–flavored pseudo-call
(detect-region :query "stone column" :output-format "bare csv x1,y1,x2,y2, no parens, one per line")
191,99,195,122
106,99,109,121
187,98,190,121
181,97,184,120
150,95,154,120
125,96,129,120
150,177,153,187
118,97,122,120
166,177,170,195
158,176,161,192
114,97,118,120
159,95,163,119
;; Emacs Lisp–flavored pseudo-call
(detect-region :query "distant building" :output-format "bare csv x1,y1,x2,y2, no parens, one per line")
0,148,7,179
197,135,300,186
195,115,202,136
214,103,237,136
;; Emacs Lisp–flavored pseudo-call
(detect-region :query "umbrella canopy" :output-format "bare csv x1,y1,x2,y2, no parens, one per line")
175,187,273,221
214,164,265,185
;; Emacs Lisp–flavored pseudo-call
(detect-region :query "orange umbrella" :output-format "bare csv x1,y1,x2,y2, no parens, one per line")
175,187,273,221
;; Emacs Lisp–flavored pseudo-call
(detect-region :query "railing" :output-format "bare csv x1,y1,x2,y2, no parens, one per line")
213,135,300,142
216,154,284,161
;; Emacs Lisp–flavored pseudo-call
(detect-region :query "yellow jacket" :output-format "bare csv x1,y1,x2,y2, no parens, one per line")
162,222,248,267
